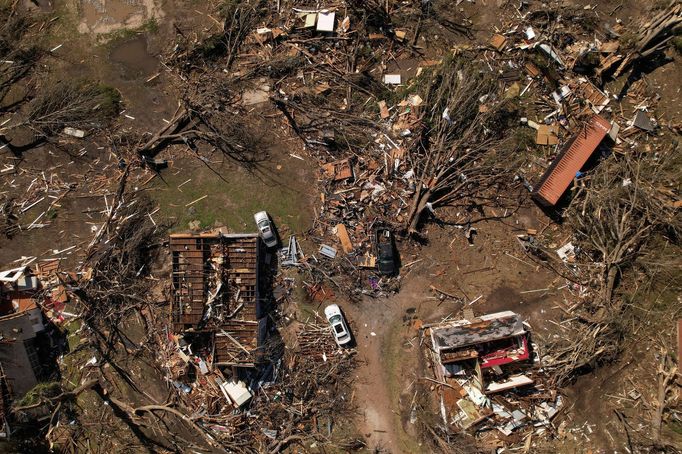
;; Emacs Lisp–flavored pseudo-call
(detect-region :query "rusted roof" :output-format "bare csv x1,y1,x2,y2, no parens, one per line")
532,115,611,206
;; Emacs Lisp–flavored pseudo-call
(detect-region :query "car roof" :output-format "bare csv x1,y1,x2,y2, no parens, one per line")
324,304,341,316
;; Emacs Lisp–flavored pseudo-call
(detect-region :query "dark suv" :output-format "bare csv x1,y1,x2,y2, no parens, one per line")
375,228,398,276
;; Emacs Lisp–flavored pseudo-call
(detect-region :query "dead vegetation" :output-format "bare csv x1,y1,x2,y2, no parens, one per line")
541,148,681,386
0,4,43,107
403,55,522,233
21,79,121,137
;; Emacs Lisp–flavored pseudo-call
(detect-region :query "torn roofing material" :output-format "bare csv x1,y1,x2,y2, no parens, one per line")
430,311,526,353
532,115,611,206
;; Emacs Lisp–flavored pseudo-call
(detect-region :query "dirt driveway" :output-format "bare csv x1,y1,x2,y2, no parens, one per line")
345,281,425,453
342,210,566,452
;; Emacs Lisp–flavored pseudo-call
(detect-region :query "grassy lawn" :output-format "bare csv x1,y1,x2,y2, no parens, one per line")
149,156,314,234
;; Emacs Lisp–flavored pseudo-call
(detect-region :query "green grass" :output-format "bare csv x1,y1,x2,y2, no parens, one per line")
98,27,140,46
16,381,62,407
142,18,159,34
670,420,682,436
150,158,313,234
65,319,84,352
97,17,161,47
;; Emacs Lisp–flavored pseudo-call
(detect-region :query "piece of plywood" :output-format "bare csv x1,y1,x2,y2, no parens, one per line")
335,224,354,253
490,34,507,51
321,158,353,181
485,374,534,393
378,100,390,119
536,124,559,145
525,62,541,78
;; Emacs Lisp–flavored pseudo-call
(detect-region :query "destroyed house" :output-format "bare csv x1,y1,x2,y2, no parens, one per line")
429,311,529,371
0,267,47,398
170,233,264,367
532,115,611,206
423,312,551,433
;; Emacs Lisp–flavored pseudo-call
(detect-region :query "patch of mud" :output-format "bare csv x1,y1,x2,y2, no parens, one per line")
110,35,158,79
78,0,164,35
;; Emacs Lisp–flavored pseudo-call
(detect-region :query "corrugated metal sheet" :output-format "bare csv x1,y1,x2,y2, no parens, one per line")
532,115,611,206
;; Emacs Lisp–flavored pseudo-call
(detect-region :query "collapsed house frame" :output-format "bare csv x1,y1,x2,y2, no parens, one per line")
170,232,266,368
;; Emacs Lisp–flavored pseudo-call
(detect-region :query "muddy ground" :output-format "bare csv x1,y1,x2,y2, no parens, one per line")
1,0,680,453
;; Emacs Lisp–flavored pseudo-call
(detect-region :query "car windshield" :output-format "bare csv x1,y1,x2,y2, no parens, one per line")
258,220,269,228
334,324,345,334
329,315,342,324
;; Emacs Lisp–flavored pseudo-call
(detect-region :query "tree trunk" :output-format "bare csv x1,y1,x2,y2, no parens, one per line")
407,187,433,233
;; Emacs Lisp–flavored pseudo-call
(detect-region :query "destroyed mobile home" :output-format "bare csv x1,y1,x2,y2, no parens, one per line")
422,311,561,440
167,231,264,409
0,260,74,437
166,229,357,430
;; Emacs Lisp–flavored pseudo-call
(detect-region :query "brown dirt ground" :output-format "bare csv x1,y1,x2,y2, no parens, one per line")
342,203,571,453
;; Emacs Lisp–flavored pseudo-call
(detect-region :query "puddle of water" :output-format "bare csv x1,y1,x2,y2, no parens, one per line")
110,35,158,79
107,0,145,23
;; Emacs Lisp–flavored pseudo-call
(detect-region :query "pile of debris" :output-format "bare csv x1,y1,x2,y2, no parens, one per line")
422,311,561,447
170,231,264,367
159,299,357,451
0,259,78,438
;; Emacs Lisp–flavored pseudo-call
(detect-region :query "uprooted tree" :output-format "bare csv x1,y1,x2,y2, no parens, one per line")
403,54,523,234
608,1,682,78
542,148,681,385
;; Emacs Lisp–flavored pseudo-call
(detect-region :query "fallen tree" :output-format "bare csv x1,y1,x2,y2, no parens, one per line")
598,1,682,79
403,54,521,233
543,148,681,385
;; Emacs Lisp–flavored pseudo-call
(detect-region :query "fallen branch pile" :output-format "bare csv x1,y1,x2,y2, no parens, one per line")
541,149,680,385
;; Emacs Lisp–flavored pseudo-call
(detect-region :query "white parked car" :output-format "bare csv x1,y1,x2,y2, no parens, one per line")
324,304,352,347
254,211,277,248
